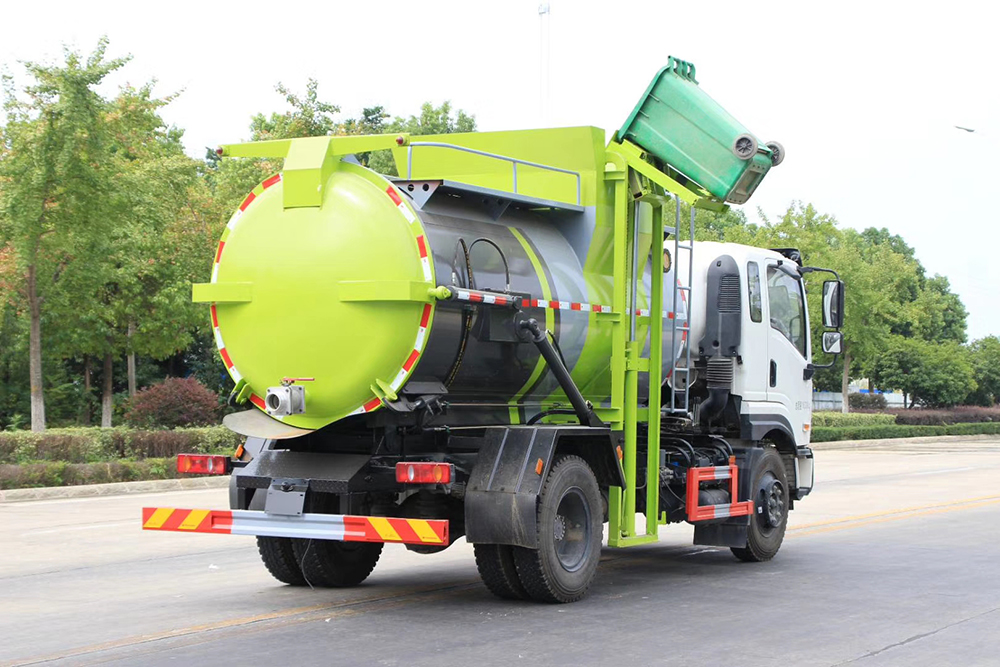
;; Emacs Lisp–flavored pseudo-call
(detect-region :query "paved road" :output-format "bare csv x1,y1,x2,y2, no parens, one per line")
2,436,999,666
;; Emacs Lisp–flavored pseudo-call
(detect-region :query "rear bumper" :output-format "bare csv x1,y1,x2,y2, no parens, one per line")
141,507,448,546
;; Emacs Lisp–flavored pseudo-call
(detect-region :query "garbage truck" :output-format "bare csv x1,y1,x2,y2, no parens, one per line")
143,57,845,603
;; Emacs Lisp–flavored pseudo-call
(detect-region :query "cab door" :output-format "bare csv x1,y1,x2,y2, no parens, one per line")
763,261,812,439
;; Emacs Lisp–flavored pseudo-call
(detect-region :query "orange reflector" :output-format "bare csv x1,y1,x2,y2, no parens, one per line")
616,446,623,461
234,444,245,459
396,462,453,484
176,454,230,475
535,458,544,475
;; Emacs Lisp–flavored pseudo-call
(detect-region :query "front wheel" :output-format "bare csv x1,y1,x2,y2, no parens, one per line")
731,448,789,562
513,456,603,603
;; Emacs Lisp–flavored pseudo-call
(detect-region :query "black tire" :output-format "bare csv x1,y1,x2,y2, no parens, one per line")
513,455,603,603
731,448,789,562
474,544,529,600
291,539,383,588
257,536,307,586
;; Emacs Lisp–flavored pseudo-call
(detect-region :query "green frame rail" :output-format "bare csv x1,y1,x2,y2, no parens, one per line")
604,140,727,547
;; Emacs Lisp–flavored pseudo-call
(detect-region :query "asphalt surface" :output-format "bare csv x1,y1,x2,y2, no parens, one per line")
2,436,999,666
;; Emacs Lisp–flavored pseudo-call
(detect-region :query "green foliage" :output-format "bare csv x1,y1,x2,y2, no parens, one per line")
0,425,240,464
0,457,189,489
848,393,888,410
811,421,1000,443
891,405,1000,425
875,337,975,408
123,377,221,429
967,336,1000,406
811,411,895,427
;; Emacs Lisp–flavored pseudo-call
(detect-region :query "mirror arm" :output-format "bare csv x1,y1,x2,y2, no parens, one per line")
799,266,840,280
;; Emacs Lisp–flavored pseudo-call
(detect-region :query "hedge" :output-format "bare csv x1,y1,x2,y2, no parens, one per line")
0,426,241,466
0,458,183,489
811,422,1000,443
811,412,896,428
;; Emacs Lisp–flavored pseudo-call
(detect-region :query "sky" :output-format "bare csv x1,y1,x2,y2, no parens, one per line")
3,0,998,338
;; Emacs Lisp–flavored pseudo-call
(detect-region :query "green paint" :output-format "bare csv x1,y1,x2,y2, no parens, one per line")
206,159,434,430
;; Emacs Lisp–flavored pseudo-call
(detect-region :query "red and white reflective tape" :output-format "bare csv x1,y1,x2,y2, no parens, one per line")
454,289,515,306
524,299,613,314
348,186,437,417
210,304,242,384
386,186,432,282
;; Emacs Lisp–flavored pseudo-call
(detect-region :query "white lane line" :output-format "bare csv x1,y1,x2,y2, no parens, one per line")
1,487,227,508
22,520,136,536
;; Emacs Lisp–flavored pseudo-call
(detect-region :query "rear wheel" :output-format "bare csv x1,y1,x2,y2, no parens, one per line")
513,456,603,603
731,448,789,562
257,536,306,586
292,539,383,587
474,544,529,600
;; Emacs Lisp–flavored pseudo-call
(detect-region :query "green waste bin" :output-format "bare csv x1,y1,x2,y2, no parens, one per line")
618,57,783,205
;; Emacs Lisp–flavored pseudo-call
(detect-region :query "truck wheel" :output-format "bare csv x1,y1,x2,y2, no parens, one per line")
474,544,529,600
731,448,789,562
292,539,383,587
257,536,307,586
513,456,602,603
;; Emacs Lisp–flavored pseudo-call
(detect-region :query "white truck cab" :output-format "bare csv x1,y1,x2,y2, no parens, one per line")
676,241,844,500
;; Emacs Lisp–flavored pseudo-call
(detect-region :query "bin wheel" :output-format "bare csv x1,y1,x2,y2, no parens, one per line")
731,448,789,562
512,455,603,603
732,134,758,160
766,141,785,167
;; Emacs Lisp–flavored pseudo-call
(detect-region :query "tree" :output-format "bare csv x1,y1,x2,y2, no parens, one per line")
876,337,975,408
0,39,128,431
365,101,477,175
967,336,1000,406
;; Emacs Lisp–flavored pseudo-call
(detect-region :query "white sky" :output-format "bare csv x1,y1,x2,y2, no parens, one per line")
3,0,998,338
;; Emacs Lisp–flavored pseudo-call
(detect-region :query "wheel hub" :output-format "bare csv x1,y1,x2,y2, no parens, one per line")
553,514,567,541
762,479,785,528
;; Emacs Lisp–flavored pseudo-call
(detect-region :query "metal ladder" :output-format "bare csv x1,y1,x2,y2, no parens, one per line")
668,198,695,416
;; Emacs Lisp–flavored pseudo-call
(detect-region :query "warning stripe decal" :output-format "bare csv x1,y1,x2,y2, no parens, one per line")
142,508,449,545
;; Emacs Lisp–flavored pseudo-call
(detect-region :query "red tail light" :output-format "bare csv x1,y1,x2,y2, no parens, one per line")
177,454,230,475
396,462,453,484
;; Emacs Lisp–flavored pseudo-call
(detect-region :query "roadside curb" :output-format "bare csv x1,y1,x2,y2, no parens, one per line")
0,476,230,503
810,433,999,450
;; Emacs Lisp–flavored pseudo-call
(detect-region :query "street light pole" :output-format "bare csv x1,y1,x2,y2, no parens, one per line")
539,3,550,127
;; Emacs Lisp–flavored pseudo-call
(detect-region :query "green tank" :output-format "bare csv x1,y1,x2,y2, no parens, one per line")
618,57,783,205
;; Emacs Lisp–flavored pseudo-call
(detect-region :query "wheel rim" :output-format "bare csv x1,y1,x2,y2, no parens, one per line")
553,486,592,572
754,473,785,534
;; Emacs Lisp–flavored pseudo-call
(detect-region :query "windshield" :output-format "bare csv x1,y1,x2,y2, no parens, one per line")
766,265,807,357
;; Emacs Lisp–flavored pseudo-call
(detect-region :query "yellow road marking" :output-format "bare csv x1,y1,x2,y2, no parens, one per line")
367,516,401,542
408,519,443,544
142,508,174,530
789,498,1000,538
788,494,1000,533
178,509,210,531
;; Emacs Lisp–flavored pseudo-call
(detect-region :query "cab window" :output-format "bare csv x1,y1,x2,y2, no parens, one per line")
747,262,762,323
766,266,806,356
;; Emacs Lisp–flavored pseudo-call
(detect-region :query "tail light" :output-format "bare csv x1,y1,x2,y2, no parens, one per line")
177,454,230,475
395,462,453,484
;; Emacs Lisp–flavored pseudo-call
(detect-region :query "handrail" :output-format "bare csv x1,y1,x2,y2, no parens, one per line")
405,141,582,205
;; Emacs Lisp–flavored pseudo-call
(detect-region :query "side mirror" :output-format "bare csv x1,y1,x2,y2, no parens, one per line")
822,280,845,329
822,331,843,355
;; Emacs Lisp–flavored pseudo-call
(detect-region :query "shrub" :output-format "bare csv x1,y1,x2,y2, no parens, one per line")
811,412,896,428
811,422,1000,443
890,406,1000,426
0,457,182,489
848,393,888,410
0,426,240,464
124,377,221,429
